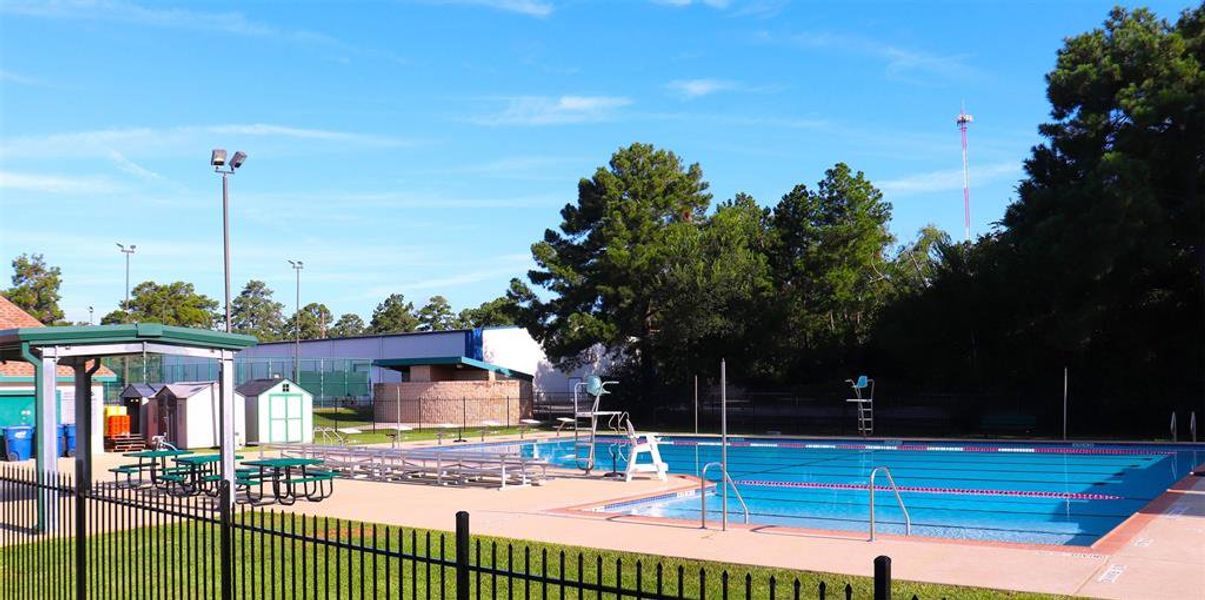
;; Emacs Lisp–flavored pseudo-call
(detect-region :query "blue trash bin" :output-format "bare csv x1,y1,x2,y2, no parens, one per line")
3,426,34,461
60,424,77,457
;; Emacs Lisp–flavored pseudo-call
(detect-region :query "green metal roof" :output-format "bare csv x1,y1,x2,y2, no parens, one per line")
373,356,533,381
0,323,258,361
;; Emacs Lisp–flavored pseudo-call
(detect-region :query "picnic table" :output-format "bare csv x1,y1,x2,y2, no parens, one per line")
161,454,244,497
238,457,333,505
111,449,194,488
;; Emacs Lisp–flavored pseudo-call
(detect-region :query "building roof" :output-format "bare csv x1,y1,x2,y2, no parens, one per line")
236,378,294,397
158,381,245,399
247,325,521,347
121,383,164,398
373,355,533,381
0,296,116,380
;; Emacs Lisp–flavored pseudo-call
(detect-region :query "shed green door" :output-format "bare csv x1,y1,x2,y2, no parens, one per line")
267,393,304,443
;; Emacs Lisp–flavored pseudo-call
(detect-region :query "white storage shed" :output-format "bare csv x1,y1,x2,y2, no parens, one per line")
154,382,246,449
237,378,313,445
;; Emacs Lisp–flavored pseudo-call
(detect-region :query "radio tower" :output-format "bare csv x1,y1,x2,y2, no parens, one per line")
956,104,974,242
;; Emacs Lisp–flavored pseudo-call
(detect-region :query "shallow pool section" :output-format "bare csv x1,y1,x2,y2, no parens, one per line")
454,437,1204,546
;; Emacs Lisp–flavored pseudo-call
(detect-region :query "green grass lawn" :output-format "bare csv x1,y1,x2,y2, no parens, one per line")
313,406,545,445
0,508,1072,599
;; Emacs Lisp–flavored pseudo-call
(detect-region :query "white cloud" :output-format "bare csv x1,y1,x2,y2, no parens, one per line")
0,70,45,86
106,150,164,181
0,171,123,194
470,95,632,126
762,30,978,81
666,79,740,99
878,162,1020,197
654,0,731,7
0,1,408,63
424,0,554,17
1,1,338,44
0,124,410,160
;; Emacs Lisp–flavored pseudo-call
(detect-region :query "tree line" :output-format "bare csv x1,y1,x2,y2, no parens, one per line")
1,254,521,341
511,6,1204,430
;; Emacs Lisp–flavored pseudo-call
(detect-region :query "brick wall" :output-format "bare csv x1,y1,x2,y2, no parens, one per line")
373,380,532,426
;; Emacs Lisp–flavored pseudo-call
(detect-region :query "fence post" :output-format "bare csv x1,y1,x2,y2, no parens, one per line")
873,555,891,600
456,511,470,600
221,480,234,600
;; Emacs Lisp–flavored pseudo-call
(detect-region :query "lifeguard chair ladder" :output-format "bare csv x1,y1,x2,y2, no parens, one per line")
846,375,875,437
572,377,622,473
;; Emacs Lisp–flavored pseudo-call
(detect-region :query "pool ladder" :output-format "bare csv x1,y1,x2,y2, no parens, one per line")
868,466,912,542
700,462,750,531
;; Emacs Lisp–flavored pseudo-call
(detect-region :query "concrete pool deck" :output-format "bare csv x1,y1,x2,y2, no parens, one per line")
269,435,1205,600
49,437,1205,598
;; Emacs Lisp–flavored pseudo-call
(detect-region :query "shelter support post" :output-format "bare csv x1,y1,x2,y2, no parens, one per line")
218,350,236,600
36,350,59,532
72,359,98,600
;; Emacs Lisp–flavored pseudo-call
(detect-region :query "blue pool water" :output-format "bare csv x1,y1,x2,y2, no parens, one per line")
449,437,1204,546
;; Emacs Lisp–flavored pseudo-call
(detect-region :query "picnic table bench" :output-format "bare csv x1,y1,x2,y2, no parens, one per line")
111,449,194,488
158,454,244,497
238,457,334,505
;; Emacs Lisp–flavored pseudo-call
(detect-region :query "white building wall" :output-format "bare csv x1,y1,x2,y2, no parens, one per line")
481,329,618,397
227,327,615,398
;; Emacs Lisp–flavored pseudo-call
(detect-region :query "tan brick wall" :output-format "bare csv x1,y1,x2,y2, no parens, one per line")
373,380,532,426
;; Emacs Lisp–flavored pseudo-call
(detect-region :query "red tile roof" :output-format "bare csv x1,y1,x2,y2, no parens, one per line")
0,295,115,379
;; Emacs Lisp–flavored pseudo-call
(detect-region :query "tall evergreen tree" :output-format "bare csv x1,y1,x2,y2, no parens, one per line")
102,281,219,328
283,302,332,340
417,296,457,331
2,253,64,325
520,142,711,378
231,280,284,341
329,313,366,338
370,293,419,334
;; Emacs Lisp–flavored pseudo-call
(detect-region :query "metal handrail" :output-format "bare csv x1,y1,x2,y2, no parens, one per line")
700,462,750,530
868,466,911,541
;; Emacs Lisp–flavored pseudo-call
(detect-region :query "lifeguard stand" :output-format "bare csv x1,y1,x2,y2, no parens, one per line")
846,375,875,436
571,376,667,479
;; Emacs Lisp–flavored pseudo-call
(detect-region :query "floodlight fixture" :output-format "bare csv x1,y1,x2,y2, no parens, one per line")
230,151,247,169
211,148,227,167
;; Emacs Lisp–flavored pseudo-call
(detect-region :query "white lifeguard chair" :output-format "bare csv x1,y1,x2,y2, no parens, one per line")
622,420,668,482
845,375,875,436
571,375,668,479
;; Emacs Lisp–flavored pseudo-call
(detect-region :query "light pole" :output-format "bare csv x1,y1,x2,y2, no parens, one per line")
211,149,248,333
116,243,136,307
88,306,94,325
289,260,304,382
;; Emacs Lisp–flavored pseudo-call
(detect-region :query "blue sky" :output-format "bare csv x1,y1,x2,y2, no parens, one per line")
0,0,1192,324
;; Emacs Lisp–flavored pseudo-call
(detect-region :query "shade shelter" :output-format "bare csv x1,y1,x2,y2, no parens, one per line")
0,323,256,529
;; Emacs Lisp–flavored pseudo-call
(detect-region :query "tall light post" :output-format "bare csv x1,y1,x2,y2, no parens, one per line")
288,260,304,382
211,149,248,333
116,243,136,306
88,306,94,325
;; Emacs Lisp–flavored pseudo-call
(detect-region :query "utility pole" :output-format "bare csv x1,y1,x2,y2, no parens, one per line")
289,260,304,382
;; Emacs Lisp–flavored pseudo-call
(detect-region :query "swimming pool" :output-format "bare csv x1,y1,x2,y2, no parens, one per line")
463,436,1204,546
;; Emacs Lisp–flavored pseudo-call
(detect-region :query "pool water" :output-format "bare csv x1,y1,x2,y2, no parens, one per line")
459,437,1204,546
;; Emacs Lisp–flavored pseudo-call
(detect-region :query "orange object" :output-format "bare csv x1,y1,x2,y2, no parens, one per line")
105,415,131,437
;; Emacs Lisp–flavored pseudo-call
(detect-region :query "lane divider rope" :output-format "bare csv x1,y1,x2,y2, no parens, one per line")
733,479,1123,500
664,440,1174,456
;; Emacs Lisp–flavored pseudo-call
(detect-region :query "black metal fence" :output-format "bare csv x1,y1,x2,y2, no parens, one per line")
0,467,937,600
